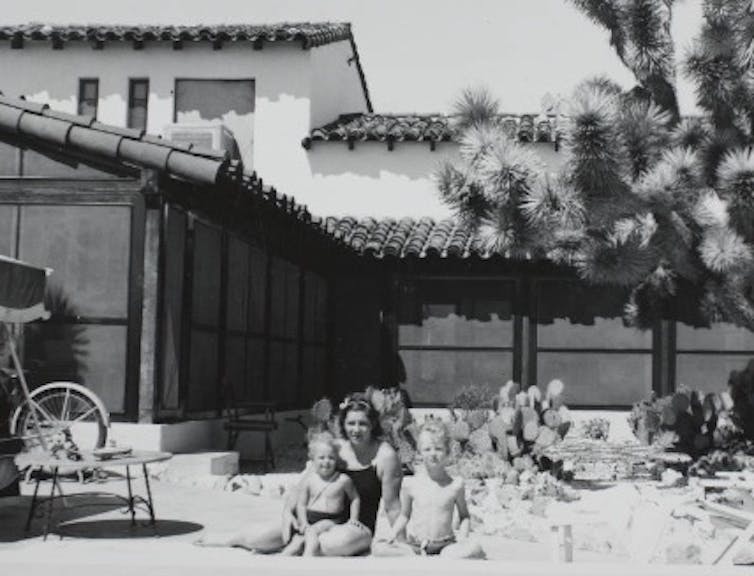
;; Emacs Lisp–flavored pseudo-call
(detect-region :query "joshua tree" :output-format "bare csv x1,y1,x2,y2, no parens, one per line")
438,0,754,330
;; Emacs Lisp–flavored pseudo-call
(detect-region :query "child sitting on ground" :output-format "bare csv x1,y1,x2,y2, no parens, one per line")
386,420,484,558
282,431,360,556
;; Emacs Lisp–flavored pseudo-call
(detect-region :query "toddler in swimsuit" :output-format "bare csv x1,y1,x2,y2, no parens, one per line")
388,420,482,557
283,432,360,556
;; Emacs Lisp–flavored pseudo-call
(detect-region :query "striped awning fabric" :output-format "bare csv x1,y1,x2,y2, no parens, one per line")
0,255,50,323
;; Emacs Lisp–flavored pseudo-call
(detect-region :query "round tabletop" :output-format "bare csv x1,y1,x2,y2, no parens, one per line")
15,450,172,471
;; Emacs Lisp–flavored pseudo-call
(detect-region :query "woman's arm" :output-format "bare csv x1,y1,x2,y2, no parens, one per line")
343,477,361,523
454,480,471,540
388,483,411,542
376,443,403,526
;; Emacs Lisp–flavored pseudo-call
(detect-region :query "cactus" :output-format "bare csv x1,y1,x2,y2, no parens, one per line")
468,426,494,454
488,414,510,442
466,409,489,431
448,420,471,442
628,384,745,456
728,360,754,440
522,421,540,442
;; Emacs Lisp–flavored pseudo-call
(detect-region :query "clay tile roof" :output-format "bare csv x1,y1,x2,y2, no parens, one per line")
303,113,562,148
0,93,233,185
0,92,357,252
0,22,353,49
324,216,537,260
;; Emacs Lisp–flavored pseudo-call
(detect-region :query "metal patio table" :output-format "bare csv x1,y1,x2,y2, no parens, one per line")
19,450,172,539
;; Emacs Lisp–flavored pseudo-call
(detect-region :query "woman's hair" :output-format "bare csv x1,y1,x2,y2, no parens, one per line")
418,419,450,451
337,392,382,439
307,431,339,460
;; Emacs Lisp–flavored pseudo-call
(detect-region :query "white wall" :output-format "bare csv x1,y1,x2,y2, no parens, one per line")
309,40,369,127
0,42,566,221
0,40,348,178
301,140,567,218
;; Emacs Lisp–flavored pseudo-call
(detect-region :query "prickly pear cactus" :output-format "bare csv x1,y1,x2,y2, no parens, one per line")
468,425,493,454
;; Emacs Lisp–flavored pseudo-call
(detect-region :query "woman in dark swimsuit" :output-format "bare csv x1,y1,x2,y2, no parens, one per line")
318,395,402,555
197,393,402,555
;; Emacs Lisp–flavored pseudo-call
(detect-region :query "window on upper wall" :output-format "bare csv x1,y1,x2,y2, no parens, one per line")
77,78,99,119
127,78,149,130
173,78,255,163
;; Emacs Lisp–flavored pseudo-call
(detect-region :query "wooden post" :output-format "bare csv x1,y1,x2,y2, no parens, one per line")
550,523,573,563
138,171,162,423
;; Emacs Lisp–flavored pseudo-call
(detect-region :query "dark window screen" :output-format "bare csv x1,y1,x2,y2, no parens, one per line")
78,78,99,118
175,79,255,122
128,79,149,130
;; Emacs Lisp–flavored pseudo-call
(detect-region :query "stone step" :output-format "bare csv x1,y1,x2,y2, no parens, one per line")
153,451,239,477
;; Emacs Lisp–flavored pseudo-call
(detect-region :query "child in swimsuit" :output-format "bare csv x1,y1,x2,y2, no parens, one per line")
283,432,360,556
387,421,482,558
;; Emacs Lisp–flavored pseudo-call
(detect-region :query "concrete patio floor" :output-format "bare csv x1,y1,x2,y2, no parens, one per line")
0,469,751,576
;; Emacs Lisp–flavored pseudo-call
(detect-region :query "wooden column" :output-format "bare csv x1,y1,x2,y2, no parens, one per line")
138,170,163,423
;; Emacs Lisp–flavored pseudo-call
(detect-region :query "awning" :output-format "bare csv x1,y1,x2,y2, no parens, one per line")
0,255,51,323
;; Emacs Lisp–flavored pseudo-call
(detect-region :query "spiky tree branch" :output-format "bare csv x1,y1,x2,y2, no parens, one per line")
436,2,754,332
569,0,680,121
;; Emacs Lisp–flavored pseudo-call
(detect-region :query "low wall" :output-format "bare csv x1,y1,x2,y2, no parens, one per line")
105,409,310,459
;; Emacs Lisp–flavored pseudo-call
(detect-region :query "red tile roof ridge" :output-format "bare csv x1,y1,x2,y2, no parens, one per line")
0,22,353,49
304,113,564,148
0,91,231,184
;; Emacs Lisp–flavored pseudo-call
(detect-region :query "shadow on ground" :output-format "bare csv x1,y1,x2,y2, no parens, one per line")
56,518,203,539
0,494,118,542
0,492,203,542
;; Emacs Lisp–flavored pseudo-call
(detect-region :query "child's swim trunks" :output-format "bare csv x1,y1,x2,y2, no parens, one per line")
306,509,347,525
406,534,456,555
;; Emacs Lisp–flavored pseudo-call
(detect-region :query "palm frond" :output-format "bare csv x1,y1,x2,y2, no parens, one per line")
624,0,675,81
451,86,500,133
693,190,729,228
717,148,754,188
634,147,702,212
565,83,627,200
477,137,543,203
520,174,585,231
575,223,656,286
458,124,506,167
624,263,677,328
699,227,753,273
619,100,673,179
671,118,709,150
435,161,490,229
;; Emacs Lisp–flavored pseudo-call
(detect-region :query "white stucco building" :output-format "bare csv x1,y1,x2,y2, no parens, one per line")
0,22,564,218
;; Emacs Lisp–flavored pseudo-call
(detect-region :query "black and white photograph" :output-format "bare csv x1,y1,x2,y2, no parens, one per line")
1,1,754,574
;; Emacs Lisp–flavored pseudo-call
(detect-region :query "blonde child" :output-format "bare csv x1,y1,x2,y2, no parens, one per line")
386,420,484,558
283,432,360,556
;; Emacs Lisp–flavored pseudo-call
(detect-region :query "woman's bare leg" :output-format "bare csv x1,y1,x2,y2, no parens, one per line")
196,522,285,552
281,534,305,556
370,540,416,557
439,539,486,559
303,520,335,556
318,521,372,556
